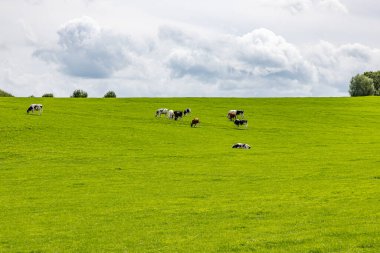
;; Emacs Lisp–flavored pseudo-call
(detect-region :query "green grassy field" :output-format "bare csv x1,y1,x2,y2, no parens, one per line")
0,97,379,252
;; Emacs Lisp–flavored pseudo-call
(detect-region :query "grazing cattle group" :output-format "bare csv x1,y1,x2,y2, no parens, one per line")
26,102,250,150
227,110,244,120
155,106,251,149
160,108,191,120
27,104,43,115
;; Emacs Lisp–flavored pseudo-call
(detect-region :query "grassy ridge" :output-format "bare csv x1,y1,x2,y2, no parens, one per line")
0,89,13,97
0,97,379,252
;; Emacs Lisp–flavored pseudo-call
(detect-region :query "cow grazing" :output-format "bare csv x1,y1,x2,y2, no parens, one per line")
156,108,168,117
191,118,200,127
227,111,237,121
173,110,183,120
27,104,43,115
167,110,174,119
234,119,248,128
183,108,191,116
232,143,251,149
228,109,244,119
236,110,244,118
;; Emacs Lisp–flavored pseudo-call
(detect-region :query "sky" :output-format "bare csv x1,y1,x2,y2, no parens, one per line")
1,0,380,97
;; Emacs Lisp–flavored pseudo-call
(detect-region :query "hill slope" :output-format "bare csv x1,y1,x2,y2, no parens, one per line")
0,97,379,252
0,88,13,97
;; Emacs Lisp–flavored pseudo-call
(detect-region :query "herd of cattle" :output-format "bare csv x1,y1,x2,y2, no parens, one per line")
155,107,251,149
155,107,248,129
26,103,251,149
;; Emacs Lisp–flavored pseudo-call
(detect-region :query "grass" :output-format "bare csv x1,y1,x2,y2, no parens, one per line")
0,97,379,252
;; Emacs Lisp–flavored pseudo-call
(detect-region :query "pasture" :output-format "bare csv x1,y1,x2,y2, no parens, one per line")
0,97,379,252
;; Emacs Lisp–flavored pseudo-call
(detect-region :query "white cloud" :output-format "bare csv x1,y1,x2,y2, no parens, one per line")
319,0,348,13
33,16,129,78
160,27,317,96
306,41,380,95
28,18,380,97
278,0,348,14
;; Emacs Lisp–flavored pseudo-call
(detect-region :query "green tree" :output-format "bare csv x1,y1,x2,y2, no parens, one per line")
349,74,375,97
363,71,380,95
71,89,88,98
42,93,54,97
104,91,117,98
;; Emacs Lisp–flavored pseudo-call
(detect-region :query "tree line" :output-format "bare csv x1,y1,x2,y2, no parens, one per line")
0,89,117,98
2,72,380,97
349,71,380,97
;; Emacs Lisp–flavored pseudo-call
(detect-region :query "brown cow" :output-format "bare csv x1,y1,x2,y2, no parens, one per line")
227,112,236,121
191,118,200,127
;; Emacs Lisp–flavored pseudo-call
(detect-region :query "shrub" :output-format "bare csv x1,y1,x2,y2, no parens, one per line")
349,74,375,97
104,91,117,98
363,71,380,96
0,89,13,97
42,93,54,97
71,89,88,98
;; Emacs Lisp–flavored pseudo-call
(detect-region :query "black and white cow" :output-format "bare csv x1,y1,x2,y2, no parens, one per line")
173,111,183,120
156,108,168,117
236,110,244,118
183,108,191,116
27,104,43,115
173,110,183,120
232,143,251,149
234,119,248,127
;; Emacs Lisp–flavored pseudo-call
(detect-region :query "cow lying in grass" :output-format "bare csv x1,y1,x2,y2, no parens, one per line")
234,119,248,128
27,104,43,115
232,143,251,149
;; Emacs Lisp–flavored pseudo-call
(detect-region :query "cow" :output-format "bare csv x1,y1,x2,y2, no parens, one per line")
167,110,174,119
227,111,237,121
173,110,183,120
234,119,248,128
190,118,200,127
236,110,244,118
183,108,191,116
228,109,244,119
155,108,168,117
27,104,43,115
232,143,251,149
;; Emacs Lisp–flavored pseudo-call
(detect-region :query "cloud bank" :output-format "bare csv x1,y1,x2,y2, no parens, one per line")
30,16,380,97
